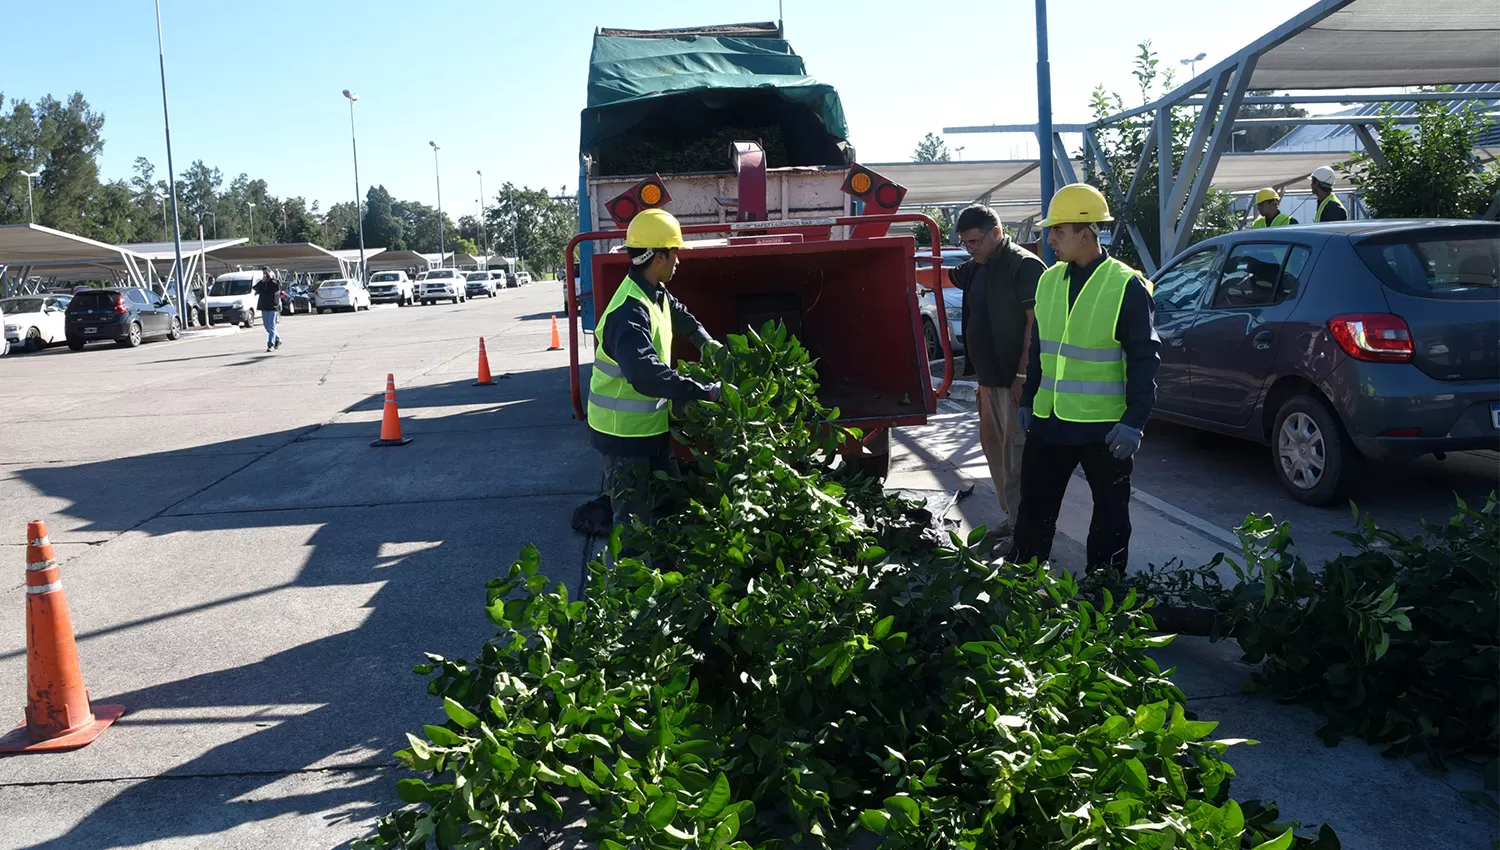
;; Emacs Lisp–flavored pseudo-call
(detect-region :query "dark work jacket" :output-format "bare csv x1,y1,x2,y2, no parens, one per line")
589,268,715,457
1021,255,1161,445
950,237,1045,388
253,278,281,311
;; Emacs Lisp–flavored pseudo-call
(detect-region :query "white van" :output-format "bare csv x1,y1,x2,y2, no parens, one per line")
206,271,262,328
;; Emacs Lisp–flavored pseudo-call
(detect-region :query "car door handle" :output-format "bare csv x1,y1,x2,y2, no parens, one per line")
1253,330,1274,350
1169,337,1186,348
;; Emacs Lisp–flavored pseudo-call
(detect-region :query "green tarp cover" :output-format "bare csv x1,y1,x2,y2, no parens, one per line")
581,32,849,155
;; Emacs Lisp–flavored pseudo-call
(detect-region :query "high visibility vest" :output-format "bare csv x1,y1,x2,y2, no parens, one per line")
1033,257,1147,423
588,278,674,438
1315,194,1345,222
1251,212,1294,229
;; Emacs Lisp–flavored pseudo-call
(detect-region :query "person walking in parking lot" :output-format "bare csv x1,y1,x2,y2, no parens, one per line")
1309,166,1348,223
253,266,282,351
949,204,1046,537
1250,188,1297,228
1012,184,1160,577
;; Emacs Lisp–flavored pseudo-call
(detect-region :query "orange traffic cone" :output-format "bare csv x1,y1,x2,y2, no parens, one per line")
474,337,495,386
371,373,412,447
548,317,563,351
0,520,124,754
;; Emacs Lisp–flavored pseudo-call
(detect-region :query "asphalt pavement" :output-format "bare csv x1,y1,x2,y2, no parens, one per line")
0,287,1492,848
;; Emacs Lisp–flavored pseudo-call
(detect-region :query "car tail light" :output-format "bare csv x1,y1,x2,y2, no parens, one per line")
112,295,128,315
1327,313,1413,363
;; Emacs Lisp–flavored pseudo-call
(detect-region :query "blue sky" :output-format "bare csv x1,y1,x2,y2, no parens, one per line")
6,0,1317,213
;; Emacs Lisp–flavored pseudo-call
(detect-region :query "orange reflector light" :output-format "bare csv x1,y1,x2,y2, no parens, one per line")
640,183,663,205
850,172,873,194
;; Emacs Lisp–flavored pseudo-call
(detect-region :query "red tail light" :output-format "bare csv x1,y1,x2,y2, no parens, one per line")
1327,313,1412,362
112,295,128,315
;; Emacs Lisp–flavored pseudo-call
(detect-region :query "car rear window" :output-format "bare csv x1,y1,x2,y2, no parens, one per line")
69,291,118,310
1354,232,1499,301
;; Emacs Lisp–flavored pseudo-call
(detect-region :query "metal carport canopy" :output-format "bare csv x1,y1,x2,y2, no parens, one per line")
366,250,430,271
204,243,352,274
869,160,1083,207
1247,0,1500,89
0,224,151,268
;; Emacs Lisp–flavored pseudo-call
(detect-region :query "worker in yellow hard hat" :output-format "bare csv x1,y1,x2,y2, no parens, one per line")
1250,188,1297,229
1011,183,1160,577
586,208,722,535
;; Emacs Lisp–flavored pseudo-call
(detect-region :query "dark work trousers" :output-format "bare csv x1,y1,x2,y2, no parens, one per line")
601,454,675,566
1011,438,1133,574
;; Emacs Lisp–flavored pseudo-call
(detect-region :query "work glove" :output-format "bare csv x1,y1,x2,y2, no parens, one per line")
701,338,724,355
1104,423,1143,459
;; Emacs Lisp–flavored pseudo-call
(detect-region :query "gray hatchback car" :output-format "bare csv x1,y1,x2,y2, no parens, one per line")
1148,219,1498,506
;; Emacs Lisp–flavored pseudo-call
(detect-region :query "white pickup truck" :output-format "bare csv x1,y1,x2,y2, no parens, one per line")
367,271,415,306
416,269,468,305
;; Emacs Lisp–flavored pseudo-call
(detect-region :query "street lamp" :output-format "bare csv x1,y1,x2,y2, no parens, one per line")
955,146,966,162
1180,52,1206,78
19,170,39,224
247,201,256,243
153,0,188,318
476,169,489,268
429,141,445,267
342,89,366,282
1231,128,1248,154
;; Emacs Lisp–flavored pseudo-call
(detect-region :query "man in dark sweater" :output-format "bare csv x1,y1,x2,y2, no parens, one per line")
252,266,281,352
949,205,1046,534
1012,185,1160,575
587,209,721,532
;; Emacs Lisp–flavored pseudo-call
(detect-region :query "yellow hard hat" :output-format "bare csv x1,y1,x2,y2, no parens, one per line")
1254,188,1280,205
624,208,686,250
1039,183,1114,228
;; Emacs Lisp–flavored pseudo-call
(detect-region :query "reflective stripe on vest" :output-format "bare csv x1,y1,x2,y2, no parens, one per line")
1032,257,1142,423
1315,194,1345,222
587,278,675,438
1251,212,1293,229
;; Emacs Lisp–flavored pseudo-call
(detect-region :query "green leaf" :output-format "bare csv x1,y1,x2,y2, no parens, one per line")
442,697,479,730
1133,702,1169,733
1121,758,1150,793
535,763,565,784
646,791,680,828
873,615,895,641
540,791,565,821
696,773,732,820
423,724,462,747
710,812,740,849
885,794,921,827
831,647,854,685
395,779,431,804
859,809,892,834
1249,829,1296,850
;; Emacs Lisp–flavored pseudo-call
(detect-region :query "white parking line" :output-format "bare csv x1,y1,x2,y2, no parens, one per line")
1130,486,1242,549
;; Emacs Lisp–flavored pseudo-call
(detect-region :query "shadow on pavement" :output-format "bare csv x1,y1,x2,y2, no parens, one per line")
2,367,600,849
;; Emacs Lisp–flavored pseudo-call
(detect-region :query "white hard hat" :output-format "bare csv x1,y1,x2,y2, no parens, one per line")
1311,166,1337,186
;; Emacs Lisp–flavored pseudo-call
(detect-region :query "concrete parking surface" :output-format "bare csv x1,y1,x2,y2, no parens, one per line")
0,285,1492,848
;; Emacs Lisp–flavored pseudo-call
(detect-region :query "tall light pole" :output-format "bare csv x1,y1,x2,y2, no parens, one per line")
1035,0,1056,263
955,146,966,162
429,141,445,267
247,202,256,243
1231,128,1247,154
154,0,187,315
203,209,216,239
280,202,287,236
342,90,367,282
19,171,39,224
1180,52,1206,78
476,169,489,269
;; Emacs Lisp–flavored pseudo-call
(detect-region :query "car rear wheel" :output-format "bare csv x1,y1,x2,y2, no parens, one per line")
1272,394,1357,507
118,321,143,348
922,318,942,361
67,339,85,351
24,328,45,353
167,317,182,340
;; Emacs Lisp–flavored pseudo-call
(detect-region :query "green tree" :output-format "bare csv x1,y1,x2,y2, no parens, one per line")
1084,41,1237,270
912,132,950,162
362,185,403,249
912,206,950,247
0,96,44,224
1343,94,1500,219
321,200,359,250
484,184,575,273
31,93,106,235
1233,91,1308,153
81,180,140,244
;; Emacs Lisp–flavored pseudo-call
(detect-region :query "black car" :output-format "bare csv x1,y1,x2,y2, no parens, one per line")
1148,220,1498,505
285,282,316,314
65,288,182,350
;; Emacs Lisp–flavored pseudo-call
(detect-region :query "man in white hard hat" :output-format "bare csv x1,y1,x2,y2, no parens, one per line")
1309,166,1347,223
